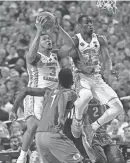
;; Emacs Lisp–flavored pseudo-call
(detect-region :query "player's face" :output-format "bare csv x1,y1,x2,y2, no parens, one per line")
80,16,94,34
40,34,52,50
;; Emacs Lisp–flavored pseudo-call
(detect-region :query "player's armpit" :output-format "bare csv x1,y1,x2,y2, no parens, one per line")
31,54,41,65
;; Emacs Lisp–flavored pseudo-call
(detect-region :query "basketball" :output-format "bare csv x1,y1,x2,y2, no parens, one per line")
36,12,55,30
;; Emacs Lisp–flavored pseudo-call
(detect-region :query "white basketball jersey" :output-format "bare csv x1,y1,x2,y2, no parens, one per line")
27,52,60,89
76,33,101,73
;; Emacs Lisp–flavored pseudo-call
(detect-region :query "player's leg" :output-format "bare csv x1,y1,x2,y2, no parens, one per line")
47,132,83,163
83,79,123,146
36,132,60,163
104,143,125,163
71,78,93,138
17,116,38,163
64,118,88,159
92,82,123,131
17,96,43,163
92,145,108,163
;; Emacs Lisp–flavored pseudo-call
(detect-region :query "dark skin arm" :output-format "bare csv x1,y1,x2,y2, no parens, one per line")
13,87,49,113
98,35,112,79
57,90,77,127
57,35,79,60
26,17,48,64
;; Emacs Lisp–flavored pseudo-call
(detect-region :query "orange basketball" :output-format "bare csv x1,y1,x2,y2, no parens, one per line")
36,12,55,30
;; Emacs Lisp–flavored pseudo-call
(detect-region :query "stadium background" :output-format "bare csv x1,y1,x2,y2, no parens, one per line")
0,1,130,163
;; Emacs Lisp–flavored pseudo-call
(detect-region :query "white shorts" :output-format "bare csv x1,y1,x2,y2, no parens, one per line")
77,73,118,105
24,96,44,120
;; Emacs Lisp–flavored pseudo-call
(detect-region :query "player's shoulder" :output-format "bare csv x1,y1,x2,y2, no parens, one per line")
96,34,108,45
26,52,41,65
72,34,79,47
62,89,77,102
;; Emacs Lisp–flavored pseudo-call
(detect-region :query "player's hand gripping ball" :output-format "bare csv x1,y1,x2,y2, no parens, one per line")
36,12,56,30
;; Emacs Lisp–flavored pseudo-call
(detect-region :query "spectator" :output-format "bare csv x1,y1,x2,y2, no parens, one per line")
0,67,10,85
107,119,123,143
127,109,130,123
6,46,18,62
117,111,129,138
123,125,130,143
7,136,21,151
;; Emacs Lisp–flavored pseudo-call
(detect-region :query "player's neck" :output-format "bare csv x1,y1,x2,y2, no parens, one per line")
59,85,70,90
81,31,93,42
39,48,51,57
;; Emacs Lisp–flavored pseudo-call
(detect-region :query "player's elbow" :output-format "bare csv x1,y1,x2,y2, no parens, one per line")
58,45,73,58
22,87,28,96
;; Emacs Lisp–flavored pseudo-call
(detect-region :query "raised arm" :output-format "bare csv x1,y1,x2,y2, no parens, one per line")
26,17,48,64
58,90,77,122
98,35,112,79
13,87,48,113
55,18,75,47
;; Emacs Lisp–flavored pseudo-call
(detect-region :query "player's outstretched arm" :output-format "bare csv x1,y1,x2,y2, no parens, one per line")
26,17,48,64
98,35,112,78
55,17,75,47
13,87,48,113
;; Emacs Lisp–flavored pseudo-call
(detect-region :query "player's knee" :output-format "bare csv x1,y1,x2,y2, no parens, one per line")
79,89,93,102
27,116,38,134
112,157,125,163
108,98,123,116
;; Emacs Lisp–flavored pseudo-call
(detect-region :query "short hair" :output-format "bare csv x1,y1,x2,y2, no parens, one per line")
78,14,92,24
10,135,19,140
1,35,9,40
58,68,74,88
123,125,130,130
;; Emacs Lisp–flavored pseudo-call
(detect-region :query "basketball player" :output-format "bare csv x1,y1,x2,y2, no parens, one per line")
9,16,74,163
59,15,123,146
84,99,125,163
11,68,83,163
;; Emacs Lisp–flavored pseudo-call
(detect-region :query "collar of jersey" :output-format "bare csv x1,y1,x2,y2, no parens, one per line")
38,51,52,59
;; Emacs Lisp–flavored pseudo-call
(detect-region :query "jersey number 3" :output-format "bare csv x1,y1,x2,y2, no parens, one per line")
50,67,56,76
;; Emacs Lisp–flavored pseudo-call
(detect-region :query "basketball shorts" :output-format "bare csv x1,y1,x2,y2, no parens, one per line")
36,132,83,163
24,96,44,120
92,133,125,163
76,73,118,105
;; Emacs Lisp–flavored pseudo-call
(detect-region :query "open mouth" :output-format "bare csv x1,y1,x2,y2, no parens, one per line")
47,42,52,45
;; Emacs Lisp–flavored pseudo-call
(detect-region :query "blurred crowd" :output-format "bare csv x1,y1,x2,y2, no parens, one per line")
0,1,130,163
